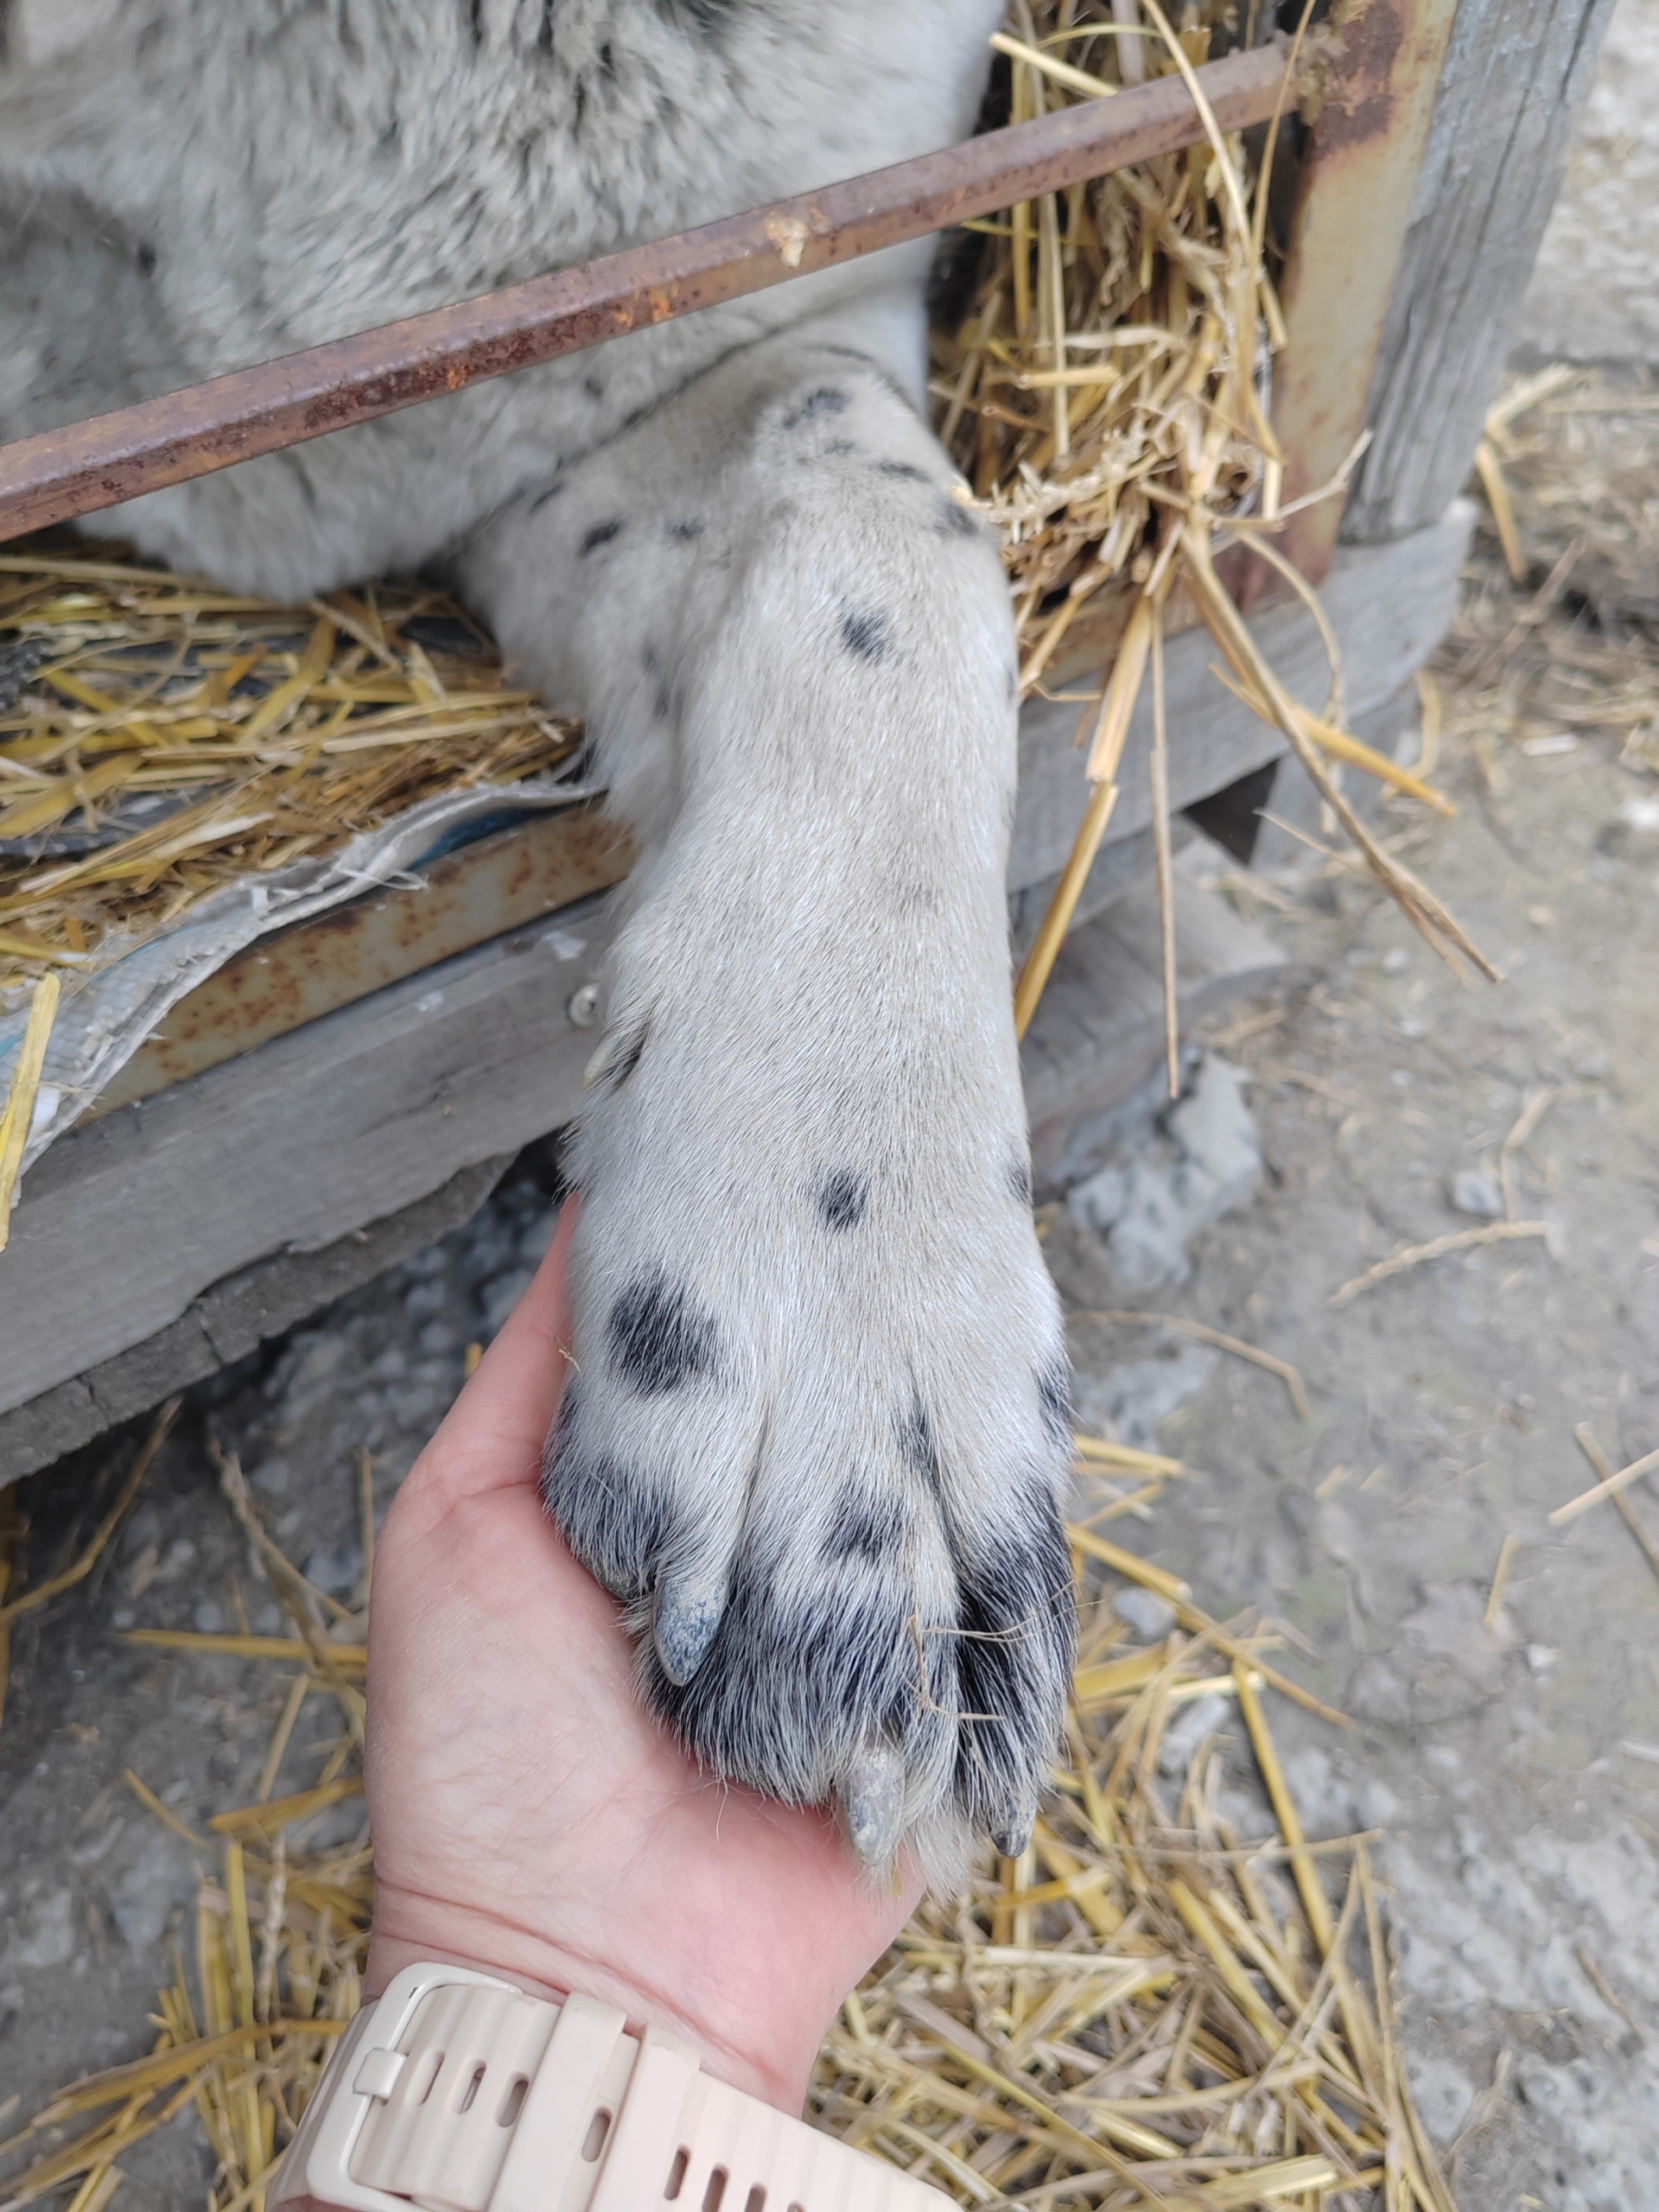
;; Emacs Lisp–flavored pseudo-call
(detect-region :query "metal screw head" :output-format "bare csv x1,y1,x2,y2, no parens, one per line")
567,982,601,1028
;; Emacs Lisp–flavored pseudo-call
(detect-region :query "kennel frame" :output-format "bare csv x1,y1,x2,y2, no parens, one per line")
0,0,1614,1472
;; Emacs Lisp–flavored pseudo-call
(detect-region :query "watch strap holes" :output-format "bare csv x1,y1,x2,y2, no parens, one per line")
582,2107,613,2162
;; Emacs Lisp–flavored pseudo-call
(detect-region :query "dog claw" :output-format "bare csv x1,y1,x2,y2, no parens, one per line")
841,1742,906,1867
652,1577,725,1685
991,1818,1034,1859
582,1027,626,1089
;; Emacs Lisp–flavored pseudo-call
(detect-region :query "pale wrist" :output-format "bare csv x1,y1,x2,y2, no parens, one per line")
365,1897,816,2113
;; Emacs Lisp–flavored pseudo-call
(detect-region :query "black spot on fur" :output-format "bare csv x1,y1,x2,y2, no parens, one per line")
938,496,980,540
898,1394,943,1495
1035,1357,1071,1452
526,478,564,514
782,386,850,430
573,74,587,128
537,0,556,54
876,460,930,484
642,1529,931,1807
816,1170,868,1230
1008,1154,1033,1208
583,373,605,401
668,518,703,542
581,518,624,556
136,242,157,278
840,607,894,664
464,0,483,47
609,1274,719,1395
598,37,614,73
824,1488,906,1565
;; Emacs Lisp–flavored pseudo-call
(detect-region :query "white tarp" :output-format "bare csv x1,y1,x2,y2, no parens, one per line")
0,773,597,1188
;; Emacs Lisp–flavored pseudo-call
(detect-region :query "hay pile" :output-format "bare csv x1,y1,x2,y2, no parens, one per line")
0,1417,1453,2212
0,557,578,995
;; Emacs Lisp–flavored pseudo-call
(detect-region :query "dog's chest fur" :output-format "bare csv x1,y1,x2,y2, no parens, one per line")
6,0,1002,587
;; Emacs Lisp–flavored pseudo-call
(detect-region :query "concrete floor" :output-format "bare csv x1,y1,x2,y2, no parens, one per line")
1524,0,1659,364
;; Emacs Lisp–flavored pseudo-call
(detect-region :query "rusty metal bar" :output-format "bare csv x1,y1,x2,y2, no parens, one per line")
0,39,1292,543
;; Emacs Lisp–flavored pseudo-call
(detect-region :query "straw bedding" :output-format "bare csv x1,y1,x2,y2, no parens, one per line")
0,564,580,990
0,1425,1452,2212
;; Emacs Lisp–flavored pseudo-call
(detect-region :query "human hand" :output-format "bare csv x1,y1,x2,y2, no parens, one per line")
360,1201,922,2114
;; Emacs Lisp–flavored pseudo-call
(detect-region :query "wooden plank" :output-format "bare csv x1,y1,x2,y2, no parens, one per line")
0,1155,510,1482
1007,504,1471,896
1,893,615,1413
1338,0,1617,542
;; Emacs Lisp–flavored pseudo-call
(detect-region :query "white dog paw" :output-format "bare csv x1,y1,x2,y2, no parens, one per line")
542,1021,1075,1885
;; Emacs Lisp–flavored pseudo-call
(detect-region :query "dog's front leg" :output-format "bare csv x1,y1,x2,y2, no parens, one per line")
458,320,1075,1887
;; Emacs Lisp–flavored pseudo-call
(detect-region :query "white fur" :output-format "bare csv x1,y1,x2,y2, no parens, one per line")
1,0,1075,1882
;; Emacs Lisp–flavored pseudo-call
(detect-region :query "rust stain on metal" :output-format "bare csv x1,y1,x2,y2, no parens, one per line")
88,804,632,1118
1243,0,1456,597
0,41,1292,543
1298,0,1408,148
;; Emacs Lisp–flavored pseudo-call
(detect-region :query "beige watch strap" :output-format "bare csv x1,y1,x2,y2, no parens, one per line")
270,1962,950,2211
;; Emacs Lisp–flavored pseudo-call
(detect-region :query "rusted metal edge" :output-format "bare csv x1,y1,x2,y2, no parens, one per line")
0,40,1291,543
1243,0,1458,593
85,802,633,1121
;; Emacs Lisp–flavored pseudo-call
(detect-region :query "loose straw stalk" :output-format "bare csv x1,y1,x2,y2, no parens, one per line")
1147,600,1179,1096
0,1396,179,1633
0,970,59,1248
1014,579,1162,1036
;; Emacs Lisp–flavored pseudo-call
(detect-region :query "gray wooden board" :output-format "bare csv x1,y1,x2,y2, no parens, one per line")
1339,0,1616,543
0,1154,510,1481
1,895,615,1418
0,855,1287,1446
1006,504,1472,894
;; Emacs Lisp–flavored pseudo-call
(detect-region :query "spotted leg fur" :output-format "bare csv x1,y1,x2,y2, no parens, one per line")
459,313,1075,1887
